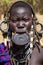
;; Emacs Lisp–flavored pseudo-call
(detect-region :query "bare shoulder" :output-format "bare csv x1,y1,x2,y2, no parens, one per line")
30,46,43,65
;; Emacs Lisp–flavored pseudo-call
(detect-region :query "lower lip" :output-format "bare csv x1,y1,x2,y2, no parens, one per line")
12,33,30,45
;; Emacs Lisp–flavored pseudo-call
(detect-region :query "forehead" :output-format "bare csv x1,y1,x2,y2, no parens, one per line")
10,7,32,17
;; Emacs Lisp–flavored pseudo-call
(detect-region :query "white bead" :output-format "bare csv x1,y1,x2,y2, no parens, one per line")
4,39,7,46
30,43,33,48
30,31,33,35
30,37,33,42
31,25,33,28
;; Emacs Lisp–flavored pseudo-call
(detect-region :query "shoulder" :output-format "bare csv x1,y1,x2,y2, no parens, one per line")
31,44,43,63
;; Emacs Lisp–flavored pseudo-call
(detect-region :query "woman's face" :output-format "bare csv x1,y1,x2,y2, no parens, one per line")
9,7,33,33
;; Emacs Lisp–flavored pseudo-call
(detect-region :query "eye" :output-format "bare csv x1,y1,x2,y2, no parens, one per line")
11,19,18,23
22,18,30,22
11,18,21,22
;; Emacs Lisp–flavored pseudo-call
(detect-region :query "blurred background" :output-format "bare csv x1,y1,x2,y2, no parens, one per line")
0,0,43,21
0,0,43,43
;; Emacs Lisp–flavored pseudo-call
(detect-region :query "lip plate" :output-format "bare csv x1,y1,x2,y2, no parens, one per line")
12,33,30,45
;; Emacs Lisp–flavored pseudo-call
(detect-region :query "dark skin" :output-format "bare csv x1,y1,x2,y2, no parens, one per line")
9,7,32,33
9,6,43,65
30,46,43,65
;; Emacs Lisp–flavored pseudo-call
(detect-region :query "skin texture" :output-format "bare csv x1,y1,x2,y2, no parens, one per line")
9,7,32,33
30,46,43,65
9,6,43,65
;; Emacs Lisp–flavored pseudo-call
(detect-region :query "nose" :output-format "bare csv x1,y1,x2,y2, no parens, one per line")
17,21,25,28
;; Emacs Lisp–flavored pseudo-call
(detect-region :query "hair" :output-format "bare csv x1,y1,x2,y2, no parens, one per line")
9,1,35,18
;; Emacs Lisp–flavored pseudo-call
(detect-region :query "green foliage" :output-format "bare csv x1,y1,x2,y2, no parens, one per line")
25,0,43,14
3,0,10,4
0,0,43,16
33,0,36,6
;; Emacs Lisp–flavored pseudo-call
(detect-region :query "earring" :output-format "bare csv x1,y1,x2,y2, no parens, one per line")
29,25,34,49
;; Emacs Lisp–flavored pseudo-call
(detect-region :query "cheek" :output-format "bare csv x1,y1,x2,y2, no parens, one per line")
26,21,32,31
9,22,16,32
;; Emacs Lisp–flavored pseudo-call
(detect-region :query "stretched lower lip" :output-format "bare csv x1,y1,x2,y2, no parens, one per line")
15,27,26,33
12,33,30,45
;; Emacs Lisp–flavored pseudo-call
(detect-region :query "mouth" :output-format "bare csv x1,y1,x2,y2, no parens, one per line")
15,27,26,33
11,27,30,45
